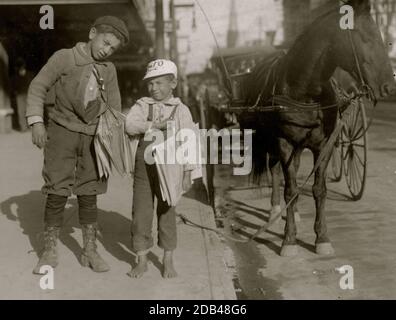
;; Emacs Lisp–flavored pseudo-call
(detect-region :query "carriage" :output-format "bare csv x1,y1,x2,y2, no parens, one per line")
192,0,395,257
200,44,369,202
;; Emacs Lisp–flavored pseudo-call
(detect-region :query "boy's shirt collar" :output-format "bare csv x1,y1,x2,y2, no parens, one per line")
140,96,181,106
73,42,107,66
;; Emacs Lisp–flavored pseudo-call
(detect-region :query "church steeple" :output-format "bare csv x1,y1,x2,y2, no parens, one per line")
227,0,239,48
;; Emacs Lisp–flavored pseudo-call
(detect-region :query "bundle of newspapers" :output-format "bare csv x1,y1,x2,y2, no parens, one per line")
94,108,134,179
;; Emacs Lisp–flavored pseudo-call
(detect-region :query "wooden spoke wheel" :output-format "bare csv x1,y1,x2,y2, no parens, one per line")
341,98,368,201
329,135,343,182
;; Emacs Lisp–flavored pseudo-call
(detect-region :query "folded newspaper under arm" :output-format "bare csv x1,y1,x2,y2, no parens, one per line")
152,123,204,206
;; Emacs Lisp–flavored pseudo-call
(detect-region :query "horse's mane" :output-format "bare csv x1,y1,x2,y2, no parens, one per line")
244,1,340,105
243,51,285,105
241,1,378,182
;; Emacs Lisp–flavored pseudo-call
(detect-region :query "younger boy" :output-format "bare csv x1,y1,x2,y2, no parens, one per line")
26,16,129,274
125,59,195,278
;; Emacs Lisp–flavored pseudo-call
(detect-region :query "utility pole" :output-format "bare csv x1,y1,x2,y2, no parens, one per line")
155,0,165,58
169,0,182,96
227,0,239,48
169,0,179,67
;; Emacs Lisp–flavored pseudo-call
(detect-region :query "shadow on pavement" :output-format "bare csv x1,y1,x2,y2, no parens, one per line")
297,181,352,202
183,178,210,205
0,190,45,256
0,190,166,270
228,213,317,255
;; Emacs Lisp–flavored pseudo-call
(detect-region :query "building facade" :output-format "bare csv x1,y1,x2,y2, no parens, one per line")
282,0,330,47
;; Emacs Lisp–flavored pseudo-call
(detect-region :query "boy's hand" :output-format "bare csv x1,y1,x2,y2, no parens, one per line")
182,171,192,192
31,123,47,149
152,120,168,131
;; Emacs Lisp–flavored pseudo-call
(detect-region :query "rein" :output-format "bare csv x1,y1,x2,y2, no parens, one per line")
347,28,375,104
182,2,378,243
249,29,373,114
346,28,376,135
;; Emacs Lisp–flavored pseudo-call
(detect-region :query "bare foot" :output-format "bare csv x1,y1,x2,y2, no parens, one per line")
162,251,177,278
127,254,148,278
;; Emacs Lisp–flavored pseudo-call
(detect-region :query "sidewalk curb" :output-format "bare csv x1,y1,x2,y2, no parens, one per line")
186,181,237,300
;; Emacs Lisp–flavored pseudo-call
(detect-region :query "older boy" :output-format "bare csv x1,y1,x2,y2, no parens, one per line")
125,59,195,278
26,16,129,274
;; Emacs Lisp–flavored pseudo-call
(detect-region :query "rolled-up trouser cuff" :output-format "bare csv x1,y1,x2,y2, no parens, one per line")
131,234,154,253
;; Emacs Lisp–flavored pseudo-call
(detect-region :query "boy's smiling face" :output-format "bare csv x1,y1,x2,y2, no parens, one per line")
147,75,177,101
89,28,121,61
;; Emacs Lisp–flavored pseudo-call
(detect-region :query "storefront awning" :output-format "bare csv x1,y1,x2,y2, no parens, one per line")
0,0,129,4
0,0,153,71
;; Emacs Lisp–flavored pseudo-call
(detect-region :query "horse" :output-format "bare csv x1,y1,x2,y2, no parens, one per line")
239,0,395,257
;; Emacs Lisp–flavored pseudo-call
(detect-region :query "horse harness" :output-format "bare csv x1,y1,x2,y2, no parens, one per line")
178,27,377,243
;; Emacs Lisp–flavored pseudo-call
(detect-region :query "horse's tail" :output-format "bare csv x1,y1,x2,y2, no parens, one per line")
240,51,283,183
239,112,278,184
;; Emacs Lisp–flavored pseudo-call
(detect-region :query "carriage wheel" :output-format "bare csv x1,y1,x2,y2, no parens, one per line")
329,135,343,182
341,98,368,201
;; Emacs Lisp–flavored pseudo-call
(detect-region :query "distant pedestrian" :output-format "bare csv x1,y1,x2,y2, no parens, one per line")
11,58,33,131
26,16,129,274
0,42,12,133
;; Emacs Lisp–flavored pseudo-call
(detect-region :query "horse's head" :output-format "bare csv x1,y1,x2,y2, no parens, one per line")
334,0,396,100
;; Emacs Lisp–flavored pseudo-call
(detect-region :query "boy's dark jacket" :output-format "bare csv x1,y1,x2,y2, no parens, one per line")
26,42,121,135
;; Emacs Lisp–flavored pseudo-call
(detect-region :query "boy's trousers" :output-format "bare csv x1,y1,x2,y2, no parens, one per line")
42,119,107,227
131,138,177,252
42,119,107,197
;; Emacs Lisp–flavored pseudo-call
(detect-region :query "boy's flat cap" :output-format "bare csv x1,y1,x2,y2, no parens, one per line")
93,16,129,44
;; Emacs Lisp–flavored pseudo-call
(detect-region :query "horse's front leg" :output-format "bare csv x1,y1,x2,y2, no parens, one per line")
269,151,301,224
269,154,282,223
292,149,302,222
312,148,335,255
279,138,299,257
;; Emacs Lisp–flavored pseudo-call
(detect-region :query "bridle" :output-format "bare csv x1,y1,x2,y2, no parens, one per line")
196,0,378,112
247,21,378,113
347,28,377,105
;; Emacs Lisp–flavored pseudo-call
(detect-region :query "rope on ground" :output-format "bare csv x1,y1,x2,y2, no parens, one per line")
177,110,351,244
177,213,249,243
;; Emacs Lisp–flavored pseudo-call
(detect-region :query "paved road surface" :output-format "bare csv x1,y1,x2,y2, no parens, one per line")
214,100,396,299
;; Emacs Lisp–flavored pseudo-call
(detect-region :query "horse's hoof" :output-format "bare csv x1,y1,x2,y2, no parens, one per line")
280,245,298,257
315,243,335,255
294,211,301,222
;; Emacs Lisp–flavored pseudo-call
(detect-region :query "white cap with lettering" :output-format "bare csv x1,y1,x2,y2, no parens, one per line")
143,59,178,80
